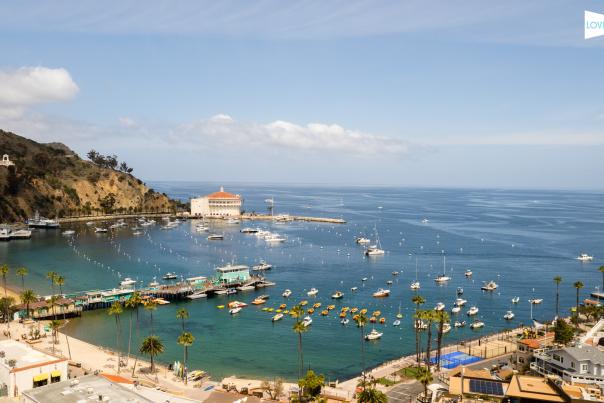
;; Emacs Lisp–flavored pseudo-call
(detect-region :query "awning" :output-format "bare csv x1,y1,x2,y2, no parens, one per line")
33,373,48,382
51,370,61,378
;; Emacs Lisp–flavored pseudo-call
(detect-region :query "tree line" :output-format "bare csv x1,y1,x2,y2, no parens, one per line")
86,150,133,173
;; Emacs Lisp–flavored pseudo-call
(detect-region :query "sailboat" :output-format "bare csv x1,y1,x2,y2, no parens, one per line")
434,255,451,283
410,257,420,290
364,225,385,256
396,302,403,319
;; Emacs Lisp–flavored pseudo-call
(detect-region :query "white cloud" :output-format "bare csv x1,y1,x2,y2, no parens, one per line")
0,67,79,112
426,132,604,146
171,115,409,156
119,117,137,128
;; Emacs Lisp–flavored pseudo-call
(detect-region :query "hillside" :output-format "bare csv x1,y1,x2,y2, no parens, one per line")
0,130,176,222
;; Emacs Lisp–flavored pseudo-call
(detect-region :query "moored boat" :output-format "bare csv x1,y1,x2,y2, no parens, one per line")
372,288,390,298
365,329,383,340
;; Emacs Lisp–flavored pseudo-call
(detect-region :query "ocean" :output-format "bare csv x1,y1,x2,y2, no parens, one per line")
1,183,603,381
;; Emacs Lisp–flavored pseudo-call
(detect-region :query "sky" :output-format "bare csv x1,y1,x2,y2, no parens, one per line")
0,0,603,190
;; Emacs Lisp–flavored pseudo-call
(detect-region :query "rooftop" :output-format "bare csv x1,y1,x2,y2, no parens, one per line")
564,344,604,362
0,340,64,371
207,186,240,200
505,375,564,402
518,332,554,349
22,374,153,403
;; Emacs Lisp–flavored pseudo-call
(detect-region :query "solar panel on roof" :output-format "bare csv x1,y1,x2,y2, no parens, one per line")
469,379,504,396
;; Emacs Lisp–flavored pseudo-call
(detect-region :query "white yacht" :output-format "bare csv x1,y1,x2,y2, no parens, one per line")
302,316,313,327
272,313,284,322
364,226,385,256
95,227,108,233
481,281,498,291
282,289,292,298
470,320,485,329
421,218,429,224
229,307,242,315
451,305,461,314
442,323,452,333
307,288,319,296
372,288,390,298
351,286,358,292
467,306,479,316
393,319,401,326
410,281,420,290
465,269,473,277
455,298,467,306
187,292,207,300
503,310,515,320
577,253,594,262
454,321,466,328
225,218,240,225
355,237,371,245
434,302,445,311
365,329,383,340
120,278,137,287
252,261,273,271
27,211,60,228
10,229,32,239
341,318,350,325
331,291,344,299
62,230,76,236
0,228,10,241
163,272,178,280
529,298,543,304
148,278,160,288
240,227,258,234
511,297,520,304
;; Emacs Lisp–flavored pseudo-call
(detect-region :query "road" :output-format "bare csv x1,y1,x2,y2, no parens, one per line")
386,381,424,403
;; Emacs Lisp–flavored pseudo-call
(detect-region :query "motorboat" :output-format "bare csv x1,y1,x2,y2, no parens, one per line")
386,280,393,285
410,281,420,290
481,281,498,291
302,316,313,327
207,234,224,240
252,261,273,271
62,230,75,236
154,298,170,305
512,297,520,304
228,301,248,309
86,221,95,226
355,237,371,244
470,320,485,329
467,306,479,316
442,323,452,333
372,288,390,298
307,288,319,296
341,318,350,325
225,218,240,225
120,278,137,287
361,277,368,282
421,218,429,224
457,287,464,295
282,289,292,298
240,227,258,234
0,228,10,241
252,297,267,305
229,307,242,315
196,225,209,232
451,305,461,314
163,272,178,280
351,287,358,292
577,253,594,262
529,298,543,304
148,278,160,288
434,302,445,311
365,329,383,341
27,212,60,229
331,291,344,299
265,234,286,243
392,271,399,276
272,313,284,322
132,231,143,236
95,227,108,233
465,269,473,277
454,321,466,328
237,285,255,291
9,229,32,239
455,298,467,306
393,319,401,326
504,310,515,320
187,292,207,300
226,288,237,295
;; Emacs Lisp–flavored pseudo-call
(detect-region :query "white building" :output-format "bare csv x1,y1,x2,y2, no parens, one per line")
190,186,242,217
0,339,68,397
532,344,604,386
0,154,14,167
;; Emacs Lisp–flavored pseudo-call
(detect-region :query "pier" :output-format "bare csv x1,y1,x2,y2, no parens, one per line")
240,213,346,224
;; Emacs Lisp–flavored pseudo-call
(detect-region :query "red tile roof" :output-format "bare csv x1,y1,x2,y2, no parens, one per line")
207,187,240,200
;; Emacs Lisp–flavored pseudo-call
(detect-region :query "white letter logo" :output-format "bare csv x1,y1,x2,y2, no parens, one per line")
585,11,604,39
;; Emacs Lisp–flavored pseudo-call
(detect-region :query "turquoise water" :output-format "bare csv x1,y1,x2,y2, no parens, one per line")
1,184,603,381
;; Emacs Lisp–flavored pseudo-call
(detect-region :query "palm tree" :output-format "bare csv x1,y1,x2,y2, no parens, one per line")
599,267,604,293
16,267,28,290
46,271,58,295
144,299,157,334
553,276,562,317
20,289,36,319
177,331,195,384
49,319,62,354
411,294,426,367
290,305,307,383
357,378,388,403
355,312,368,385
0,264,9,299
415,365,433,400
125,292,142,367
435,310,450,370
176,308,189,332
108,302,123,373
422,310,436,367
54,275,65,296
139,335,164,375
49,295,60,320
574,281,584,328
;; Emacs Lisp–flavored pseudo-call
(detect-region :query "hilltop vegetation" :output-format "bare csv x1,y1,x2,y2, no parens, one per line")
0,129,178,222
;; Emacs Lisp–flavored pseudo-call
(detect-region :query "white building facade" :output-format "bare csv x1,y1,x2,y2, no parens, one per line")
532,344,604,386
190,187,242,217
0,340,68,398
